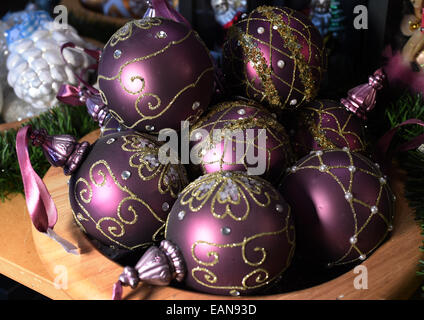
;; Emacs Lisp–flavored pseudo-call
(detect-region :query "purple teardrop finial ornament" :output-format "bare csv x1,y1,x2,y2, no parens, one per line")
112,240,186,300
341,68,386,120
29,128,90,176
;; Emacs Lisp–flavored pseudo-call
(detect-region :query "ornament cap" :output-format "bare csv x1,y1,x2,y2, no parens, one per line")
29,127,90,176
113,240,186,299
86,93,110,127
340,68,386,120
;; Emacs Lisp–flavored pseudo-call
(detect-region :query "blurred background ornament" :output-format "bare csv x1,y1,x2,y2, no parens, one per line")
6,21,94,111
309,0,332,37
328,0,346,40
1,88,44,123
210,0,247,29
2,7,52,45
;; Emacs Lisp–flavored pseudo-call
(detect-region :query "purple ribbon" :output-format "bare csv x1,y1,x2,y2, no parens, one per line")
378,119,424,158
56,42,101,106
15,125,87,255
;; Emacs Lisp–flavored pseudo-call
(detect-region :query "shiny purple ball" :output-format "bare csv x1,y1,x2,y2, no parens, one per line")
165,171,295,296
291,99,368,159
189,99,293,185
98,18,215,133
69,131,188,251
223,6,326,112
279,149,395,267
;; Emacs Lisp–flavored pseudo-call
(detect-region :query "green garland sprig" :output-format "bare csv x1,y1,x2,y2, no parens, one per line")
379,92,424,290
0,104,98,201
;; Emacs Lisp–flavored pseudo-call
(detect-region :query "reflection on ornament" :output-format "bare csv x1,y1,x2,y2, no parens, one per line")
280,149,395,267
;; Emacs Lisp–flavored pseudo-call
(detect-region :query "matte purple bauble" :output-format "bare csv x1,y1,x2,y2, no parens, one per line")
291,99,368,159
97,17,215,133
279,149,395,267
165,171,296,296
222,6,326,112
190,99,294,184
69,131,188,251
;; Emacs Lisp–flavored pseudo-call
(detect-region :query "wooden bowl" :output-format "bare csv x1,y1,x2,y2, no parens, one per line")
31,130,424,300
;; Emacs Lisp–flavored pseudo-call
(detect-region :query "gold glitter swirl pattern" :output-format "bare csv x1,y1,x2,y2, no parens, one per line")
72,159,166,250
191,101,293,182
106,18,162,48
120,133,188,198
98,28,214,131
179,172,280,221
285,149,395,266
189,213,295,292
224,6,325,110
300,101,366,153
257,6,317,101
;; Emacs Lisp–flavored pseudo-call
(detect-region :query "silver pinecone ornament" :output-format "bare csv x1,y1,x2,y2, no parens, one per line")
6,22,93,110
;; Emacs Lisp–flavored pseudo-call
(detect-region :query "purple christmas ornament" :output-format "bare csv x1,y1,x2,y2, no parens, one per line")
291,99,367,159
279,149,395,267
112,171,295,298
165,171,295,296
97,17,215,134
190,99,294,184
222,6,326,112
67,131,189,251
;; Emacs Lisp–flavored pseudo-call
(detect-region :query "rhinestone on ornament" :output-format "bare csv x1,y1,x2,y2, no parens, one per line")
370,206,378,214
230,290,240,296
275,204,284,213
344,192,353,202
106,138,116,144
155,31,167,39
113,49,122,59
237,108,246,115
121,171,131,180
349,236,358,245
348,166,356,173
315,150,323,156
290,166,298,173
359,254,366,261
319,165,328,172
162,202,170,212
277,60,285,69
194,131,203,141
290,99,298,106
388,225,393,232
379,177,387,185
145,125,155,132
192,101,200,110
257,27,265,34
221,227,232,235
177,210,186,221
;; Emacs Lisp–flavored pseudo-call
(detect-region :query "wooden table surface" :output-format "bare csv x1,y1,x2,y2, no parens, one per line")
1,124,423,300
